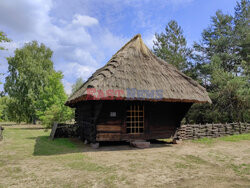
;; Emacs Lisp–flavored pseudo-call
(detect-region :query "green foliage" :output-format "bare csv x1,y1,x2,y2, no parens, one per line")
184,103,215,124
209,56,249,122
4,41,54,123
4,41,73,126
185,0,250,123
4,97,27,123
193,10,237,76
153,20,192,73
36,71,68,115
71,77,84,94
36,71,74,128
0,96,10,121
0,96,26,123
234,0,250,63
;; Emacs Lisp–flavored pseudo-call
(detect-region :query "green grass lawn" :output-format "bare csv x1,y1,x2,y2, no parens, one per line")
0,125,118,187
192,133,250,144
0,124,249,188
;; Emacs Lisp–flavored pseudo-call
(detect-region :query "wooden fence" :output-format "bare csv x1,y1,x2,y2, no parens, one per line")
176,122,250,140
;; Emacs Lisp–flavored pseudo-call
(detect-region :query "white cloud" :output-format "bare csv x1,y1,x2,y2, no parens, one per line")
63,62,96,80
0,0,53,34
62,79,73,95
57,27,92,46
74,49,97,65
0,0,126,92
98,30,128,55
0,40,28,52
72,14,98,27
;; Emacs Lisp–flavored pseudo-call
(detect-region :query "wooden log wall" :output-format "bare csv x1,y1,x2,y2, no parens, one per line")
176,122,250,140
75,103,97,143
147,102,192,139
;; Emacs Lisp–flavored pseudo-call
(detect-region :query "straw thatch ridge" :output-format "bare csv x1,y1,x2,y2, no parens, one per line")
66,34,211,105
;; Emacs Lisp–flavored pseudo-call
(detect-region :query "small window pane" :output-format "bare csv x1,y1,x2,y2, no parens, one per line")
126,104,144,134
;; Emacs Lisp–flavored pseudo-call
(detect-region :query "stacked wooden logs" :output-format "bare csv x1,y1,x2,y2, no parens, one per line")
176,122,250,140
53,124,79,138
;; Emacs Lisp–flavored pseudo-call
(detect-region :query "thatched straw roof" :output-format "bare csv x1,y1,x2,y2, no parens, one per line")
66,34,211,105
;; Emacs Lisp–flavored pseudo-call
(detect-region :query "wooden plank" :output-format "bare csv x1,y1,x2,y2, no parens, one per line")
96,133,121,141
97,125,121,132
121,134,145,141
97,133,121,136
121,132,174,140
97,119,122,125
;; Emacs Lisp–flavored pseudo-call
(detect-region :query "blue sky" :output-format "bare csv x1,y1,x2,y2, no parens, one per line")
0,0,237,94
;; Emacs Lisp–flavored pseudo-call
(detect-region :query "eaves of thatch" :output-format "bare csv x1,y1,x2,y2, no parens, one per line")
66,34,211,106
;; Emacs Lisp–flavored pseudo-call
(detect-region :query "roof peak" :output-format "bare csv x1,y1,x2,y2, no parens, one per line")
133,33,141,39
113,33,150,57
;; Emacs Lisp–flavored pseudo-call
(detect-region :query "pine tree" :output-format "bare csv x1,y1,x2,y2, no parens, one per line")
153,20,192,73
186,1,250,123
234,0,250,77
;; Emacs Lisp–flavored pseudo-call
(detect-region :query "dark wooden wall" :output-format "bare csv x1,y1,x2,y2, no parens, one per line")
96,101,125,141
146,102,192,139
75,102,101,143
75,101,192,142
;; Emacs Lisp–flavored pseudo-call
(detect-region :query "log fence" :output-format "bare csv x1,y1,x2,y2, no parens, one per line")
176,122,250,140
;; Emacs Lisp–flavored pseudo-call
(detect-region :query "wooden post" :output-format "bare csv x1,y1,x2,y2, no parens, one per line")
0,126,3,141
50,122,58,140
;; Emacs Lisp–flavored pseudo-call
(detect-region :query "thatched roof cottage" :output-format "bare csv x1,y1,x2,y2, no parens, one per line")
66,34,211,144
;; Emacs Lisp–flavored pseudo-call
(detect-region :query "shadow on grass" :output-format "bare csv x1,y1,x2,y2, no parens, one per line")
33,136,173,156
33,136,83,156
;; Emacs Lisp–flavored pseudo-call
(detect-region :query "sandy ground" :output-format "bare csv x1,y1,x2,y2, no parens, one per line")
0,124,249,188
